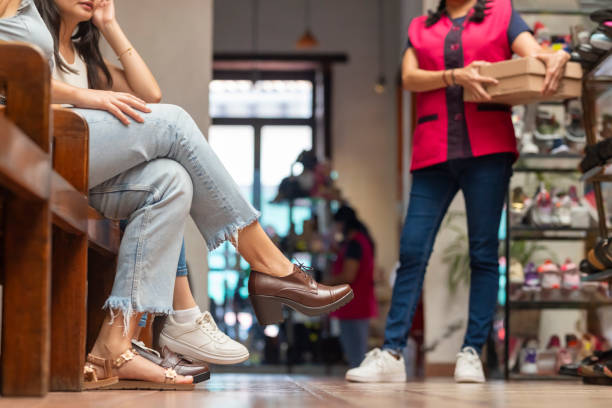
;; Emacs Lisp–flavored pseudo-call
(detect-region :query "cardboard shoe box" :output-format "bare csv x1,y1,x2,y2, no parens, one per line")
463,57,583,105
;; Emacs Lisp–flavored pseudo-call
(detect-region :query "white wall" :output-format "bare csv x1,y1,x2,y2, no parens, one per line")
105,0,214,309
214,0,403,275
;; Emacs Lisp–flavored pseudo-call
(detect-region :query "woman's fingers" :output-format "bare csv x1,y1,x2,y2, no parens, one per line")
476,75,499,86
473,83,491,101
118,94,150,113
120,92,146,105
114,100,144,123
105,103,130,126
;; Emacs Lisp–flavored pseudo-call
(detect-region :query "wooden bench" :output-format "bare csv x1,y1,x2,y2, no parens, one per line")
0,42,120,396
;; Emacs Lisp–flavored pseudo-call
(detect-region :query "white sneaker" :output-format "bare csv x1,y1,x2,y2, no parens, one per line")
454,346,486,383
159,311,249,365
345,348,407,383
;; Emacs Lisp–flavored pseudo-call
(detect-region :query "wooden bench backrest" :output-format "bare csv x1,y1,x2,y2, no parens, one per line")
0,42,51,153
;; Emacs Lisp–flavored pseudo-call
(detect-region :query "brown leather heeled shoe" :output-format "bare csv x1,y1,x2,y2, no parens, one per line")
248,265,354,325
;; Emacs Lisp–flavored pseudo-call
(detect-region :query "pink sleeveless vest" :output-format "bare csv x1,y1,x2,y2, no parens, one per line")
408,0,518,171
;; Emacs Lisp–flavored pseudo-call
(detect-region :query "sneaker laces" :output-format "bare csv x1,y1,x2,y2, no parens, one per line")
361,348,382,366
196,311,228,343
457,347,481,368
132,339,160,358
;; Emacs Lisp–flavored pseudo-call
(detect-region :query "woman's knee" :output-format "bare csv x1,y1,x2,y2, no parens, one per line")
149,159,193,212
146,104,193,128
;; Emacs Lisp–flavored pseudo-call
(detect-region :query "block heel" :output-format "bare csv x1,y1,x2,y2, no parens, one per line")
249,295,284,325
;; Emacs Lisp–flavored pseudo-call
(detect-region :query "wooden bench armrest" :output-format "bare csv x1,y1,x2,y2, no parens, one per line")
52,106,89,194
0,115,50,201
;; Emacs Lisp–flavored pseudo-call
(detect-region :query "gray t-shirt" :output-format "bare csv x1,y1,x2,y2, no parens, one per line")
0,0,54,67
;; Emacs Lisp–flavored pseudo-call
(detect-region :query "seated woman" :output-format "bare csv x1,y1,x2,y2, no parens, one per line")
48,0,250,368
1,0,353,389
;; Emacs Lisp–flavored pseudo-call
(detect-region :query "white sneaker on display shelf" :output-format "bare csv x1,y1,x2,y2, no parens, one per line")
159,311,250,365
345,348,407,383
454,346,486,383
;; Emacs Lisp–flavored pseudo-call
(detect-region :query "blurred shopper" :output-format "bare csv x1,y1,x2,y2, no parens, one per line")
328,206,378,368
345,0,570,384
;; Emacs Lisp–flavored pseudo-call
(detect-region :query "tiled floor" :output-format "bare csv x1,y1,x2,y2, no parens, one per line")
2,374,612,408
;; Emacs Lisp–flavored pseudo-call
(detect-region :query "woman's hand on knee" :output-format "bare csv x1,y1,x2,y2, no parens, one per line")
74,89,152,126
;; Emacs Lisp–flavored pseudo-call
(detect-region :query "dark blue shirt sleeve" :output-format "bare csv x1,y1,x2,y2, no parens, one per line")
508,9,531,46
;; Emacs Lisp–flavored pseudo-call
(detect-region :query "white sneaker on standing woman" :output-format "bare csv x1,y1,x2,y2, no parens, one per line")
345,348,407,383
454,346,486,383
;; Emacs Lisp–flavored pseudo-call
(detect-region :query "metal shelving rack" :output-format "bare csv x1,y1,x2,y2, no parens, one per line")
502,51,612,380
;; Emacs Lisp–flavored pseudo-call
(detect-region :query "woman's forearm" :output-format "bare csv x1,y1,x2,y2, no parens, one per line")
403,68,450,92
51,79,83,105
100,20,161,102
401,48,449,92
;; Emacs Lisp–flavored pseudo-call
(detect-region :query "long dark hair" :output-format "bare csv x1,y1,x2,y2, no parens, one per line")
35,0,112,90
425,0,492,27
333,205,376,255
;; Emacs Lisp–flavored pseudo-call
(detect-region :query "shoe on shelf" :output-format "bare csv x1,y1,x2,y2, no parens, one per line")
556,348,574,375
565,102,586,154
523,262,540,292
533,109,563,154
345,348,407,383
591,30,612,51
520,340,539,375
454,346,485,383
538,260,562,289
510,187,531,226
585,239,612,274
159,311,250,365
248,264,353,325
529,184,554,227
561,259,581,290
520,131,540,155
509,259,525,284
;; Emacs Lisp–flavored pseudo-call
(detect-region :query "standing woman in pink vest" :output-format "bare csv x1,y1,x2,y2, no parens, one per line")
346,0,570,383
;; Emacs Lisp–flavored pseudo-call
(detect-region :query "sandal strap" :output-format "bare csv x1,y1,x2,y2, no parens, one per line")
164,368,177,384
83,363,98,382
86,353,113,377
112,348,137,369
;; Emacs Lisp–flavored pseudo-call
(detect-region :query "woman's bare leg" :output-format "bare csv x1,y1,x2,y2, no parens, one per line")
90,310,192,384
234,222,294,277
173,276,198,310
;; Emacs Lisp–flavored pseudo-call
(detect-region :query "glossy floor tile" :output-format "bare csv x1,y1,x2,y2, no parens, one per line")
2,374,612,408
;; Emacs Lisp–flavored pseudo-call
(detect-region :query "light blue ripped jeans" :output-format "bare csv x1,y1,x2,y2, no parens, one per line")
77,104,260,325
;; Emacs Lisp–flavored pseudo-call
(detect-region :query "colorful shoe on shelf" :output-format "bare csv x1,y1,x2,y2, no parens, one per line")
591,30,612,51
556,348,574,375
530,184,554,227
561,259,581,290
547,335,561,350
510,187,530,226
534,109,563,154
520,131,539,155
565,102,586,154
509,259,525,284
538,260,562,289
523,263,540,292
520,340,539,375
553,191,572,227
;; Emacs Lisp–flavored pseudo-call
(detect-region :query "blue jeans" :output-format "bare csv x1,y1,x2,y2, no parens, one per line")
77,104,260,326
383,153,513,354
339,319,370,368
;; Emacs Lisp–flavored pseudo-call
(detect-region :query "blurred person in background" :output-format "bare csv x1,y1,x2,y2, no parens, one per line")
328,205,378,368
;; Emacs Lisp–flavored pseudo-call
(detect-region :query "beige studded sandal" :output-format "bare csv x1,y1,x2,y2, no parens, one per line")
83,353,119,390
98,348,194,391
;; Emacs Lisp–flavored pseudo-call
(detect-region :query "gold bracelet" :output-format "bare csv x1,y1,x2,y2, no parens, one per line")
117,47,133,60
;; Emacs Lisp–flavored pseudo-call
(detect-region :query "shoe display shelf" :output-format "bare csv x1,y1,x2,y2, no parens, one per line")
503,50,612,381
